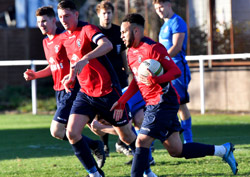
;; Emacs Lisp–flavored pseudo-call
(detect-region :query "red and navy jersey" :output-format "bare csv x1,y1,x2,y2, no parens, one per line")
43,28,71,91
127,37,180,105
61,21,112,97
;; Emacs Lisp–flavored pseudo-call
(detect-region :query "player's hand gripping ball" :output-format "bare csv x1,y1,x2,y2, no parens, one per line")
138,59,163,85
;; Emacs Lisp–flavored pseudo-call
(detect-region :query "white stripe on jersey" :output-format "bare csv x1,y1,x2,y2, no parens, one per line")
92,33,105,44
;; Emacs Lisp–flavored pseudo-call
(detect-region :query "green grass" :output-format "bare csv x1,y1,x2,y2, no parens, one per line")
0,113,250,177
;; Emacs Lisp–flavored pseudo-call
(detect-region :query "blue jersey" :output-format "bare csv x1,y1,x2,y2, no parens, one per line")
159,14,187,63
122,87,145,117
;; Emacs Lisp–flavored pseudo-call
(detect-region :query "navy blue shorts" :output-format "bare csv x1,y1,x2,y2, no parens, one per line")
140,96,182,143
172,61,191,104
70,88,131,127
53,90,78,124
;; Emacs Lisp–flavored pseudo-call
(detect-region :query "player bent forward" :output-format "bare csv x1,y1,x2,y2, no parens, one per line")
111,13,238,177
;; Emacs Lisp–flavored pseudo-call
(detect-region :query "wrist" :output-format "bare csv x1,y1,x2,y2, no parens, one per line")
148,75,158,85
117,99,126,110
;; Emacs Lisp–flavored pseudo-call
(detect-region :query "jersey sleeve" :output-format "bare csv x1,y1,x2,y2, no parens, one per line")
171,17,187,34
85,24,105,44
150,43,181,83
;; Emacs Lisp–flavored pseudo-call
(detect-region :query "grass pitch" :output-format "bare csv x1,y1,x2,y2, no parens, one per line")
0,113,250,177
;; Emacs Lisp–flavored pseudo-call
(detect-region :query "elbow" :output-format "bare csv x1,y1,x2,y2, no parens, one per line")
107,42,113,53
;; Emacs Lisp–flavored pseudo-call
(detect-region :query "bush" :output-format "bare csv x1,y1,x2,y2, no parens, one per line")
0,84,56,113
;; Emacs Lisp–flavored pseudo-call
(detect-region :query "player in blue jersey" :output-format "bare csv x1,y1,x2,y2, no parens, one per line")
153,0,193,143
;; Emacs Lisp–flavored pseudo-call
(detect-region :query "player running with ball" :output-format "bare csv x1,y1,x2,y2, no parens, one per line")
111,13,238,177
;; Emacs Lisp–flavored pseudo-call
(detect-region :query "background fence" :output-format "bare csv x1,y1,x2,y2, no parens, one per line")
1,53,250,114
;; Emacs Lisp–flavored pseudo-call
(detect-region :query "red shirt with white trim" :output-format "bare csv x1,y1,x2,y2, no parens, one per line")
61,21,112,97
127,37,180,105
43,28,71,91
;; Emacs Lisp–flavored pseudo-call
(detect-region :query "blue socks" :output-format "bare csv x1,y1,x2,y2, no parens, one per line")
181,117,193,143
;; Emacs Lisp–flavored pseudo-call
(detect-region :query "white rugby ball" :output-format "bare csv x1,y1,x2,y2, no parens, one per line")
138,59,164,77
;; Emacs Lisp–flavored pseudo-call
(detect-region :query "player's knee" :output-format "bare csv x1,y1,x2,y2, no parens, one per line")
50,127,65,140
66,129,78,141
168,147,182,157
119,136,130,144
133,119,142,129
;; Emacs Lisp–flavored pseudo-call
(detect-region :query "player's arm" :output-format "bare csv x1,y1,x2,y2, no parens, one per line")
61,64,76,93
167,32,185,58
23,65,51,81
110,78,139,121
144,45,181,85
74,37,113,75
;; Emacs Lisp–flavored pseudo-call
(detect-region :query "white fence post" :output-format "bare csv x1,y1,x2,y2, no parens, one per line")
199,59,205,114
31,61,37,115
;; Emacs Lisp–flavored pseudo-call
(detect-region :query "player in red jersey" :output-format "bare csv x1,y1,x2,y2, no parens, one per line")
57,1,137,176
95,0,131,158
23,5,106,169
111,13,238,177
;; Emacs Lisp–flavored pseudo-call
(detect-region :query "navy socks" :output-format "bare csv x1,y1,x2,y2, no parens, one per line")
71,137,97,172
131,147,150,177
182,142,214,159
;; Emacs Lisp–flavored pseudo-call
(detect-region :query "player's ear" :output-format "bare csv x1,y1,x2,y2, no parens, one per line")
133,27,138,35
53,17,56,23
75,11,79,18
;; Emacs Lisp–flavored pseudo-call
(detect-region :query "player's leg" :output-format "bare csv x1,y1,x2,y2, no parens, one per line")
115,137,132,156
67,113,104,176
172,61,193,143
131,133,156,177
124,108,155,166
50,120,67,140
68,92,106,176
163,132,238,175
89,119,118,136
93,115,110,157
113,123,136,149
52,90,106,169
100,134,110,157
179,104,193,143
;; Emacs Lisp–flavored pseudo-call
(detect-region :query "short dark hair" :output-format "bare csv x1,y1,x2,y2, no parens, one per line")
57,0,77,11
36,6,55,17
122,13,145,28
96,0,114,14
152,0,171,4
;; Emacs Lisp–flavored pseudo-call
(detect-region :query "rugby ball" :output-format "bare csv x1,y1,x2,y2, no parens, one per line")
138,59,164,77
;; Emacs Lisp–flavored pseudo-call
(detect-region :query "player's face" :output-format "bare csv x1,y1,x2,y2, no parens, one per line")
58,8,78,32
154,2,170,19
121,22,135,48
98,8,113,27
36,15,55,35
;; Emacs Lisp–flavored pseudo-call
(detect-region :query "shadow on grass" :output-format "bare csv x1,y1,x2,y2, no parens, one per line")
0,123,249,161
